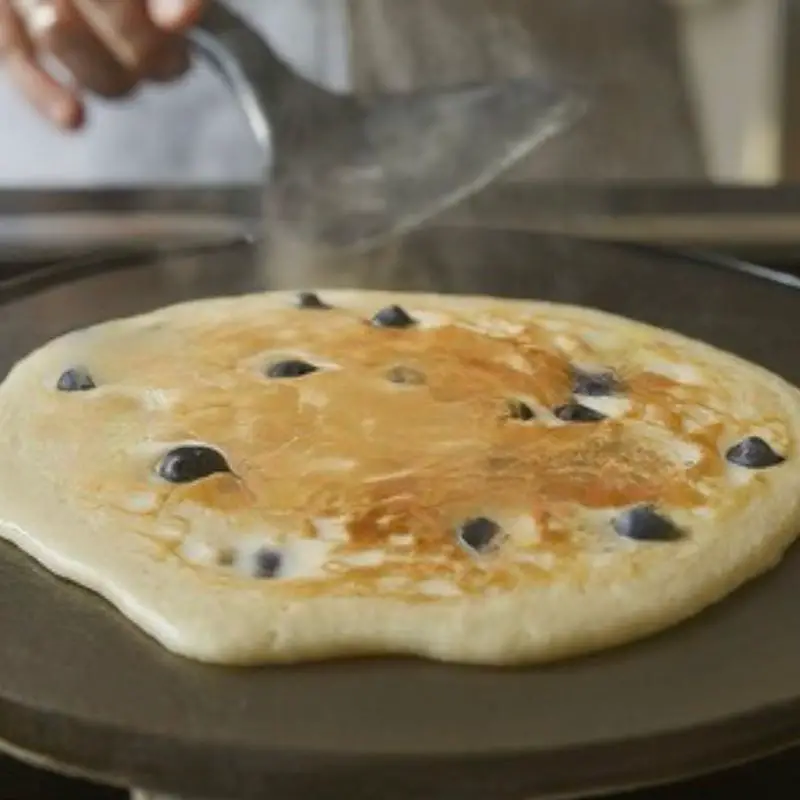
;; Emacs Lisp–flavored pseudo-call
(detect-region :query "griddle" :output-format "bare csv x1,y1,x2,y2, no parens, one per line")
1,219,799,800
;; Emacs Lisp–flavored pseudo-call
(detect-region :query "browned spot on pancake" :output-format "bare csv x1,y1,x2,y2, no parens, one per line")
166,474,248,512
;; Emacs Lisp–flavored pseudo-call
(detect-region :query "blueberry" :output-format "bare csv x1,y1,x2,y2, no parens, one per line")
296,292,331,310
725,437,786,469
613,505,682,542
572,368,619,397
252,549,282,579
371,305,416,329
157,446,231,484
506,400,535,422
57,367,95,392
458,517,502,553
554,402,606,423
266,360,320,379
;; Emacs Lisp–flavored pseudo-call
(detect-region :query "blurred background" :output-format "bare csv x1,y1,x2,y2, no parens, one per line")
0,0,796,187
674,0,786,184
348,0,791,184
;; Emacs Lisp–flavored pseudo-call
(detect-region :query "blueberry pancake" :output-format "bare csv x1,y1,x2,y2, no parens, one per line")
1,290,799,665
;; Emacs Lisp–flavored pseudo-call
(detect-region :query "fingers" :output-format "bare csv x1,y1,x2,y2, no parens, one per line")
7,51,85,127
0,0,83,128
5,0,200,112
147,0,205,31
1,0,205,129
72,0,189,85
28,0,139,97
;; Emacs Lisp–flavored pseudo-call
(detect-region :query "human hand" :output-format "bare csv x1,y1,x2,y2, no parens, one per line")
0,0,205,129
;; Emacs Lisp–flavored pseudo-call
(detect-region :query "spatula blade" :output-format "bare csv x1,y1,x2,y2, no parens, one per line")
268,78,584,250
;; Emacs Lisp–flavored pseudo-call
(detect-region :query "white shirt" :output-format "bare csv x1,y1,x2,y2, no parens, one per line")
0,0,350,185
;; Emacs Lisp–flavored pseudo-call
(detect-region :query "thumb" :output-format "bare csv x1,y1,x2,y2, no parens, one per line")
147,0,206,31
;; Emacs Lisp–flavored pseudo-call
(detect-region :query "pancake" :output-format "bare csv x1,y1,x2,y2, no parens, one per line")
0,289,799,665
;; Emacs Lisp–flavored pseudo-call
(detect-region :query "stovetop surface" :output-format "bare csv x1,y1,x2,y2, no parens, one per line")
4,747,798,799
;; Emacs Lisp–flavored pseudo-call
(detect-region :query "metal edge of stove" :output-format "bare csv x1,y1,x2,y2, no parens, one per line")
0,187,261,262
441,183,800,261
629,245,800,293
0,242,256,308
0,186,260,217
3,682,800,800
1,239,798,312
5,183,800,219
3,730,800,800
3,185,800,289
4,184,800,263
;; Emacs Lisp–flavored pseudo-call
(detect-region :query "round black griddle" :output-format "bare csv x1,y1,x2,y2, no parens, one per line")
1,230,799,800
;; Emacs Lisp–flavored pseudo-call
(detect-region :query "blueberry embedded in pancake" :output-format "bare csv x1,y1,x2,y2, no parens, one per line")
505,399,535,421
554,402,606,423
296,292,331,310
458,517,504,553
266,359,321,379
157,445,232,484
571,368,620,397
56,367,95,392
725,437,786,469
371,305,417,329
613,505,683,542
251,549,282,579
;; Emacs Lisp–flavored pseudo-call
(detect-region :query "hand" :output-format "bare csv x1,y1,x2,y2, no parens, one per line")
0,0,205,129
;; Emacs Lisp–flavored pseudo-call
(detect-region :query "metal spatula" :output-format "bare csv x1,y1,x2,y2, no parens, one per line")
191,1,583,250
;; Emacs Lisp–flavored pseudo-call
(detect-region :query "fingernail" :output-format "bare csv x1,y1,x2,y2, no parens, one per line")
148,0,194,28
52,98,83,130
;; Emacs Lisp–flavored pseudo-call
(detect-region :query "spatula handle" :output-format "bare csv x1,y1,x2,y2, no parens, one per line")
188,1,326,151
